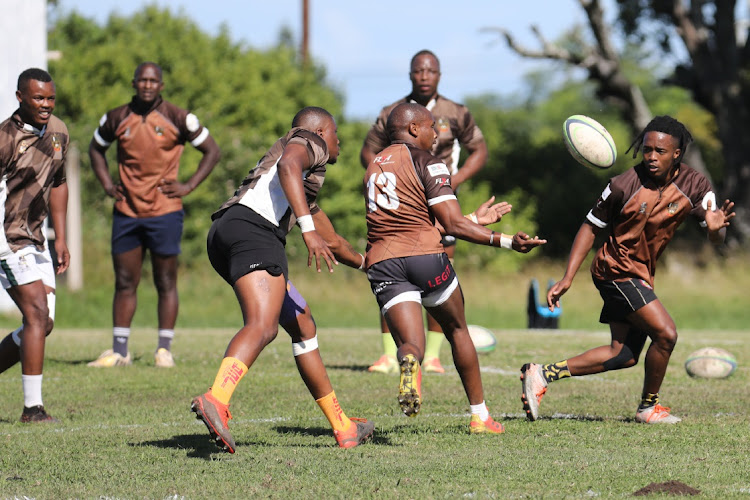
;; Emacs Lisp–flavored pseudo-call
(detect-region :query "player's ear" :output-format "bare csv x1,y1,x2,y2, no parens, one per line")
408,121,418,137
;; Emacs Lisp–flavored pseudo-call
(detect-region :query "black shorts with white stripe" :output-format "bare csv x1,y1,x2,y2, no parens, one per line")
593,277,658,324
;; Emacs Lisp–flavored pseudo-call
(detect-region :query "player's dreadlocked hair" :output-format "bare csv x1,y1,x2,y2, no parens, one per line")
625,115,693,164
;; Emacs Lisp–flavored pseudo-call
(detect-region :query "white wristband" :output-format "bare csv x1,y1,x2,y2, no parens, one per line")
297,214,315,233
500,234,513,249
358,253,365,271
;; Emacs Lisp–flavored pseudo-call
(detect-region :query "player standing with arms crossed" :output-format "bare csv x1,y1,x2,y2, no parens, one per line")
364,103,545,431
88,62,220,368
360,50,488,374
521,116,735,424
0,68,70,422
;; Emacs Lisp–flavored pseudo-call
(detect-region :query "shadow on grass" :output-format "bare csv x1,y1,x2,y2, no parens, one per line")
46,354,145,366
135,433,238,460
325,363,372,372
272,424,391,447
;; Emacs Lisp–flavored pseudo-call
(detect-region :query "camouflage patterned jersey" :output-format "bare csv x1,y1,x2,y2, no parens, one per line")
0,110,68,256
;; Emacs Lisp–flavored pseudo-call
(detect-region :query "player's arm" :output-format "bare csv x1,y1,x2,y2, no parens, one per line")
431,198,546,253
434,196,511,235
49,182,70,274
311,210,365,270
450,139,488,188
89,139,124,201
278,143,336,272
703,198,735,245
160,135,221,198
546,221,599,310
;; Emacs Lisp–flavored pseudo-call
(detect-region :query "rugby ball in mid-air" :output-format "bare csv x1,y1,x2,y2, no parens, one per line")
563,115,617,169
685,347,737,379
468,325,497,353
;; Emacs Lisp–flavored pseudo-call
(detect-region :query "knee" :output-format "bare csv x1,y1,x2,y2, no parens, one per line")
654,327,678,352
153,271,177,294
602,344,637,371
257,325,279,346
45,318,54,337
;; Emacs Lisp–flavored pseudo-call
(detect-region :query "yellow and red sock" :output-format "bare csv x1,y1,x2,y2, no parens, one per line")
209,357,248,405
316,391,352,432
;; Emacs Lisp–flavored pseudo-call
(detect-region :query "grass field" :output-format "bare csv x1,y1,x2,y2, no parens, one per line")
0,326,747,498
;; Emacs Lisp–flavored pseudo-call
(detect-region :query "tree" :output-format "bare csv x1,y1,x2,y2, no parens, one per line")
487,0,749,243
48,6,351,264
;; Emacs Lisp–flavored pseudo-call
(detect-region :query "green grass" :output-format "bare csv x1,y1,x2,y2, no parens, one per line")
0,327,748,498
2,249,748,332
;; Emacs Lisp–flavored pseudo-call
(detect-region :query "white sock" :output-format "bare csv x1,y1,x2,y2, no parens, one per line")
22,374,43,408
470,401,489,421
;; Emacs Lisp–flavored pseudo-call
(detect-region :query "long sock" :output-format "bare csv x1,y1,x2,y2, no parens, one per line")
210,357,248,405
424,330,444,360
639,392,659,410
381,333,397,358
315,391,352,432
157,329,174,351
469,400,489,421
0,328,22,374
542,360,572,383
112,327,130,357
22,374,43,408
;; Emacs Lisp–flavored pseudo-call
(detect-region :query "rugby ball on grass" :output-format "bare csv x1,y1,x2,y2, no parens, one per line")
468,325,497,353
685,347,737,379
563,115,617,169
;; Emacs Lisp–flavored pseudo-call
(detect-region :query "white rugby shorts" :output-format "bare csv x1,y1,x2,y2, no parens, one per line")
0,245,56,290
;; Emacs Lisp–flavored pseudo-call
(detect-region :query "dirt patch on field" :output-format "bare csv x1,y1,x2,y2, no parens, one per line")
633,480,701,496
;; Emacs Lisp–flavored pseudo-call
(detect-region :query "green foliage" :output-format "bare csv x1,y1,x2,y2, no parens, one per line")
48,6,345,264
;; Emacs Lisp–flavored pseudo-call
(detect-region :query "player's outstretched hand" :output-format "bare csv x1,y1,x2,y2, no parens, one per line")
511,231,547,253
474,196,512,226
546,279,571,312
302,230,338,273
158,178,192,198
704,198,735,232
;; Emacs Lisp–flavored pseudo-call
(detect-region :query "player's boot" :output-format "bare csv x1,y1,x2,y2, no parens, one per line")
368,354,398,374
520,363,547,421
469,414,505,434
154,348,175,368
87,349,132,367
191,391,236,453
334,417,375,448
398,354,422,417
635,404,682,424
422,356,445,374
20,405,60,424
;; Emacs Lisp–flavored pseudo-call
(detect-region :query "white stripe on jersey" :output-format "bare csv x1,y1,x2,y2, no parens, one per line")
93,128,111,148
427,194,457,206
586,211,608,228
190,127,209,147
237,157,297,227
0,176,10,257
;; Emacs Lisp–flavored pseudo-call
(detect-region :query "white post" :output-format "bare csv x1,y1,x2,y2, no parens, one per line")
66,145,83,290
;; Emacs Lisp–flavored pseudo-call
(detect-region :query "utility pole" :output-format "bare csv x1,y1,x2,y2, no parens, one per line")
301,0,309,66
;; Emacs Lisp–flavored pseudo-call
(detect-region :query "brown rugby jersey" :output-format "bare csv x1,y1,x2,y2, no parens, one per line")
587,162,715,286
364,95,484,175
214,128,329,236
0,111,68,255
364,141,457,268
93,96,211,218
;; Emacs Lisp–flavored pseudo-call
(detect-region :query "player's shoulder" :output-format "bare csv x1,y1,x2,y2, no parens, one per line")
47,115,68,135
287,127,328,162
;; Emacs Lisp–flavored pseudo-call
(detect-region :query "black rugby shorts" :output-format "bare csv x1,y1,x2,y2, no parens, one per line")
207,205,288,285
594,277,658,324
367,253,459,314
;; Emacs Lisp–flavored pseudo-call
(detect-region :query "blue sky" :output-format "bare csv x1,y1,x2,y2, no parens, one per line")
57,1,605,120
